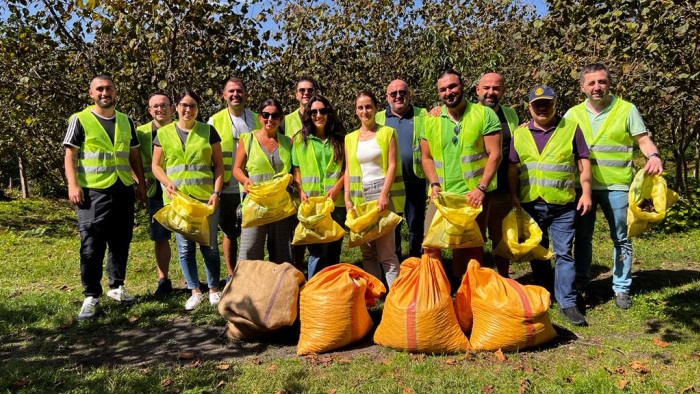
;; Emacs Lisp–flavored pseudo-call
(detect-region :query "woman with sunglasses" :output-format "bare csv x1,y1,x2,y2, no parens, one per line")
233,99,294,263
344,90,405,289
291,95,347,278
152,89,224,311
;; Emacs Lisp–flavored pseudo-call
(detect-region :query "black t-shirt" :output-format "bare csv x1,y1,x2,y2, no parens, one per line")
495,107,511,194
63,110,139,148
152,124,221,148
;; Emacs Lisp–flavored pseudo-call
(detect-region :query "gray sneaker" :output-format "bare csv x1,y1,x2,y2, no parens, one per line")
78,296,99,320
615,292,632,309
106,286,135,302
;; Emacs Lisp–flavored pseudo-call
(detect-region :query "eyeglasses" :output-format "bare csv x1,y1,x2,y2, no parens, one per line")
261,111,282,120
298,88,315,94
178,103,197,110
452,124,461,145
388,90,408,99
310,108,329,116
149,104,171,110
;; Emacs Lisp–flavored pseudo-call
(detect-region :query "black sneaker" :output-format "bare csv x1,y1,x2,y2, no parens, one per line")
154,278,173,296
615,292,632,309
561,306,588,326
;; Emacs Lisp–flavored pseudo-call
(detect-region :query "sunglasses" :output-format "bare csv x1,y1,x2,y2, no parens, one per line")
388,90,408,99
298,88,315,94
310,108,329,116
260,111,282,120
452,124,461,145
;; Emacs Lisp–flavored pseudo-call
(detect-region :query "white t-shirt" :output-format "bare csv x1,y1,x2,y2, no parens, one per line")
356,137,384,184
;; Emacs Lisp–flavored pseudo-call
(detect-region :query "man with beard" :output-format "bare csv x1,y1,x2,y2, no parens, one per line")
475,73,519,277
375,79,428,260
63,74,146,319
421,69,502,283
283,75,317,135
136,92,175,295
208,77,260,281
565,63,663,310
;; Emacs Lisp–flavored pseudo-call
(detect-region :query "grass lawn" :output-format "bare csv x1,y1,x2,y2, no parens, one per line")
0,197,699,393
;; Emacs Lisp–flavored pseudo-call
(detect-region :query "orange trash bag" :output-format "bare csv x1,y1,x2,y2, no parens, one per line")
297,264,386,355
454,272,473,333
374,255,470,354
467,260,557,351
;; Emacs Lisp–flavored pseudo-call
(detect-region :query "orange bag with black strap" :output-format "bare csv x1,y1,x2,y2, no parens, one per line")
373,255,470,354
466,260,556,351
297,264,386,355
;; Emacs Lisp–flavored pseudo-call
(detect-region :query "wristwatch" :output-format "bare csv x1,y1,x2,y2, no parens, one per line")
430,182,441,188
649,153,661,160
213,190,221,197
476,184,487,193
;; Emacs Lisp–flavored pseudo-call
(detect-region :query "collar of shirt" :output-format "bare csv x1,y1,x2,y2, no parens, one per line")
585,94,617,115
384,104,414,120
307,133,330,145
528,116,561,134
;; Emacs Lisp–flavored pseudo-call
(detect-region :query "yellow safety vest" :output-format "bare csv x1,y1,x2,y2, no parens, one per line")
241,131,292,183
293,133,344,206
209,108,260,183
502,106,519,132
345,125,406,213
136,121,158,198
375,106,427,178
284,109,303,136
73,106,133,189
512,119,578,204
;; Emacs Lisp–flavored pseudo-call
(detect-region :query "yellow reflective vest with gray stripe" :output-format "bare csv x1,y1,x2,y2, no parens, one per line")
375,106,427,179
345,125,406,213
512,119,578,204
567,98,634,186
293,133,344,206
423,102,496,192
241,131,292,184
157,121,214,203
209,108,260,183
136,121,158,198
74,106,134,189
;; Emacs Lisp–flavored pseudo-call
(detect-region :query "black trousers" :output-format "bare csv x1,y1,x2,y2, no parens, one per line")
77,184,135,297
394,180,427,261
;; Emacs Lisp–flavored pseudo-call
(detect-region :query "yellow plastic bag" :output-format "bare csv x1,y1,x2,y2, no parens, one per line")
374,255,471,354
292,196,346,245
493,208,554,262
422,192,484,249
241,174,297,228
627,170,679,237
345,200,402,247
466,260,557,351
297,264,386,355
154,191,215,245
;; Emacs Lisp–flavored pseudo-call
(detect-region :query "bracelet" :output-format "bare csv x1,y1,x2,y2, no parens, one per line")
430,182,441,188
649,153,661,160
213,190,221,197
476,184,487,193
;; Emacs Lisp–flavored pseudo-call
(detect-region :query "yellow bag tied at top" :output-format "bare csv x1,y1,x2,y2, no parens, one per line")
292,196,346,245
345,200,402,247
627,170,679,237
374,255,471,354
466,260,557,351
422,192,484,249
493,208,554,262
154,191,215,245
241,173,297,228
297,264,386,355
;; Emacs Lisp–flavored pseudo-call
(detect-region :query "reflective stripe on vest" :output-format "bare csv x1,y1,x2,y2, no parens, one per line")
568,97,634,186
210,108,260,183
512,119,578,204
293,133,344,206
74,107,134,189
158,121,214,202
345,125,406,213
136,121,159,198
241,131,292,184
375,106,427,178
424,102,496,192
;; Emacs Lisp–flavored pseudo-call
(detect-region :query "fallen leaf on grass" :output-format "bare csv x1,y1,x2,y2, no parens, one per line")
267,364,278,372
680,386,696,393
410,354,425,361
518,378,530,393
336,357,353,364
139,368,150,373
445,358,458,366
133,267,142,272
629,361,650,374
161,378,173,387
482,385,495,394
690,353,700,361
216,363,230,370
215,380,225,389
128,316,139,324
186,359,202,368
250,357,263,365
618,380,630,389
92,338,106,347
494,349,506,362
59,319,74,329
11,378,30,389
652,337,669,348
328,389,337,394
178,352,196,360
403,387,415,394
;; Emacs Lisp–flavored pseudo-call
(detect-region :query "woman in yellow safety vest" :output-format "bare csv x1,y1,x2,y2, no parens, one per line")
233,99,294,264
292,95,347,278
344,90,405,289
151,89,225,311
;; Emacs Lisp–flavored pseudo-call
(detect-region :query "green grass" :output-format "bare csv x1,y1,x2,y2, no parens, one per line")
1,197,699,393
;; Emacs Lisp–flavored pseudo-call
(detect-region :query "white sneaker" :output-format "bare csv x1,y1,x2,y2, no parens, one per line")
209,292,221,307
78,296,99,320
106,286,135,302
185,293,205,310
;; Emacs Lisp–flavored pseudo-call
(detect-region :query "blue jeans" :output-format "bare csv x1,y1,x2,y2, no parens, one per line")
523,201,577,309
575,190,632,294
175,204,221,290
307,207,347,278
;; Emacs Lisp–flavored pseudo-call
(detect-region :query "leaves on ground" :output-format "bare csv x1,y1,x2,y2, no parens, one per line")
494,349,506,362
653,336,669,348
177,352,196,360
482,385,495,394
630,360,650,374
216,363,230,370
161,378,173,387
11,378,31,389
618,380,630,389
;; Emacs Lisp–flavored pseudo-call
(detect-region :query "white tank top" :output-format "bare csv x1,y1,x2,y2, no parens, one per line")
356,137,384,183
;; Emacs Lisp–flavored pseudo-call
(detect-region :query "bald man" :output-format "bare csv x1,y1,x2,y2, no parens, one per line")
376,79,428,260
475,73,519,277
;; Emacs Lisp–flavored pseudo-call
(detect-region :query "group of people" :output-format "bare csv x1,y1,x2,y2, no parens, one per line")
63,62,663,327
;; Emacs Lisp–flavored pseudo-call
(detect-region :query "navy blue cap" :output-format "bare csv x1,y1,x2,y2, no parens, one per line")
529,85,556,103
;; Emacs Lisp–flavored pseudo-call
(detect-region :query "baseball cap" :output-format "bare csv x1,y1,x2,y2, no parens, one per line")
529,85,556,103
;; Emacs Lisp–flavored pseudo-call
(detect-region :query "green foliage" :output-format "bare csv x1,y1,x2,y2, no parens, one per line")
656,188,700,233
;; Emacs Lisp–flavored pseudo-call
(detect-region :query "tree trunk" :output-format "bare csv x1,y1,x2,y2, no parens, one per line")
18,155,29,199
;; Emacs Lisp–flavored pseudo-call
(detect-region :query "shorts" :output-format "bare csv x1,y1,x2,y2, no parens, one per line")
218,192,242,238
147,197,172,241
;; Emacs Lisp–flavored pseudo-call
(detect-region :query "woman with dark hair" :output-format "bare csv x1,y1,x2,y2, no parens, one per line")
292,95,347,278
152,89,224,311
344,90,405,289
233,98,294,263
